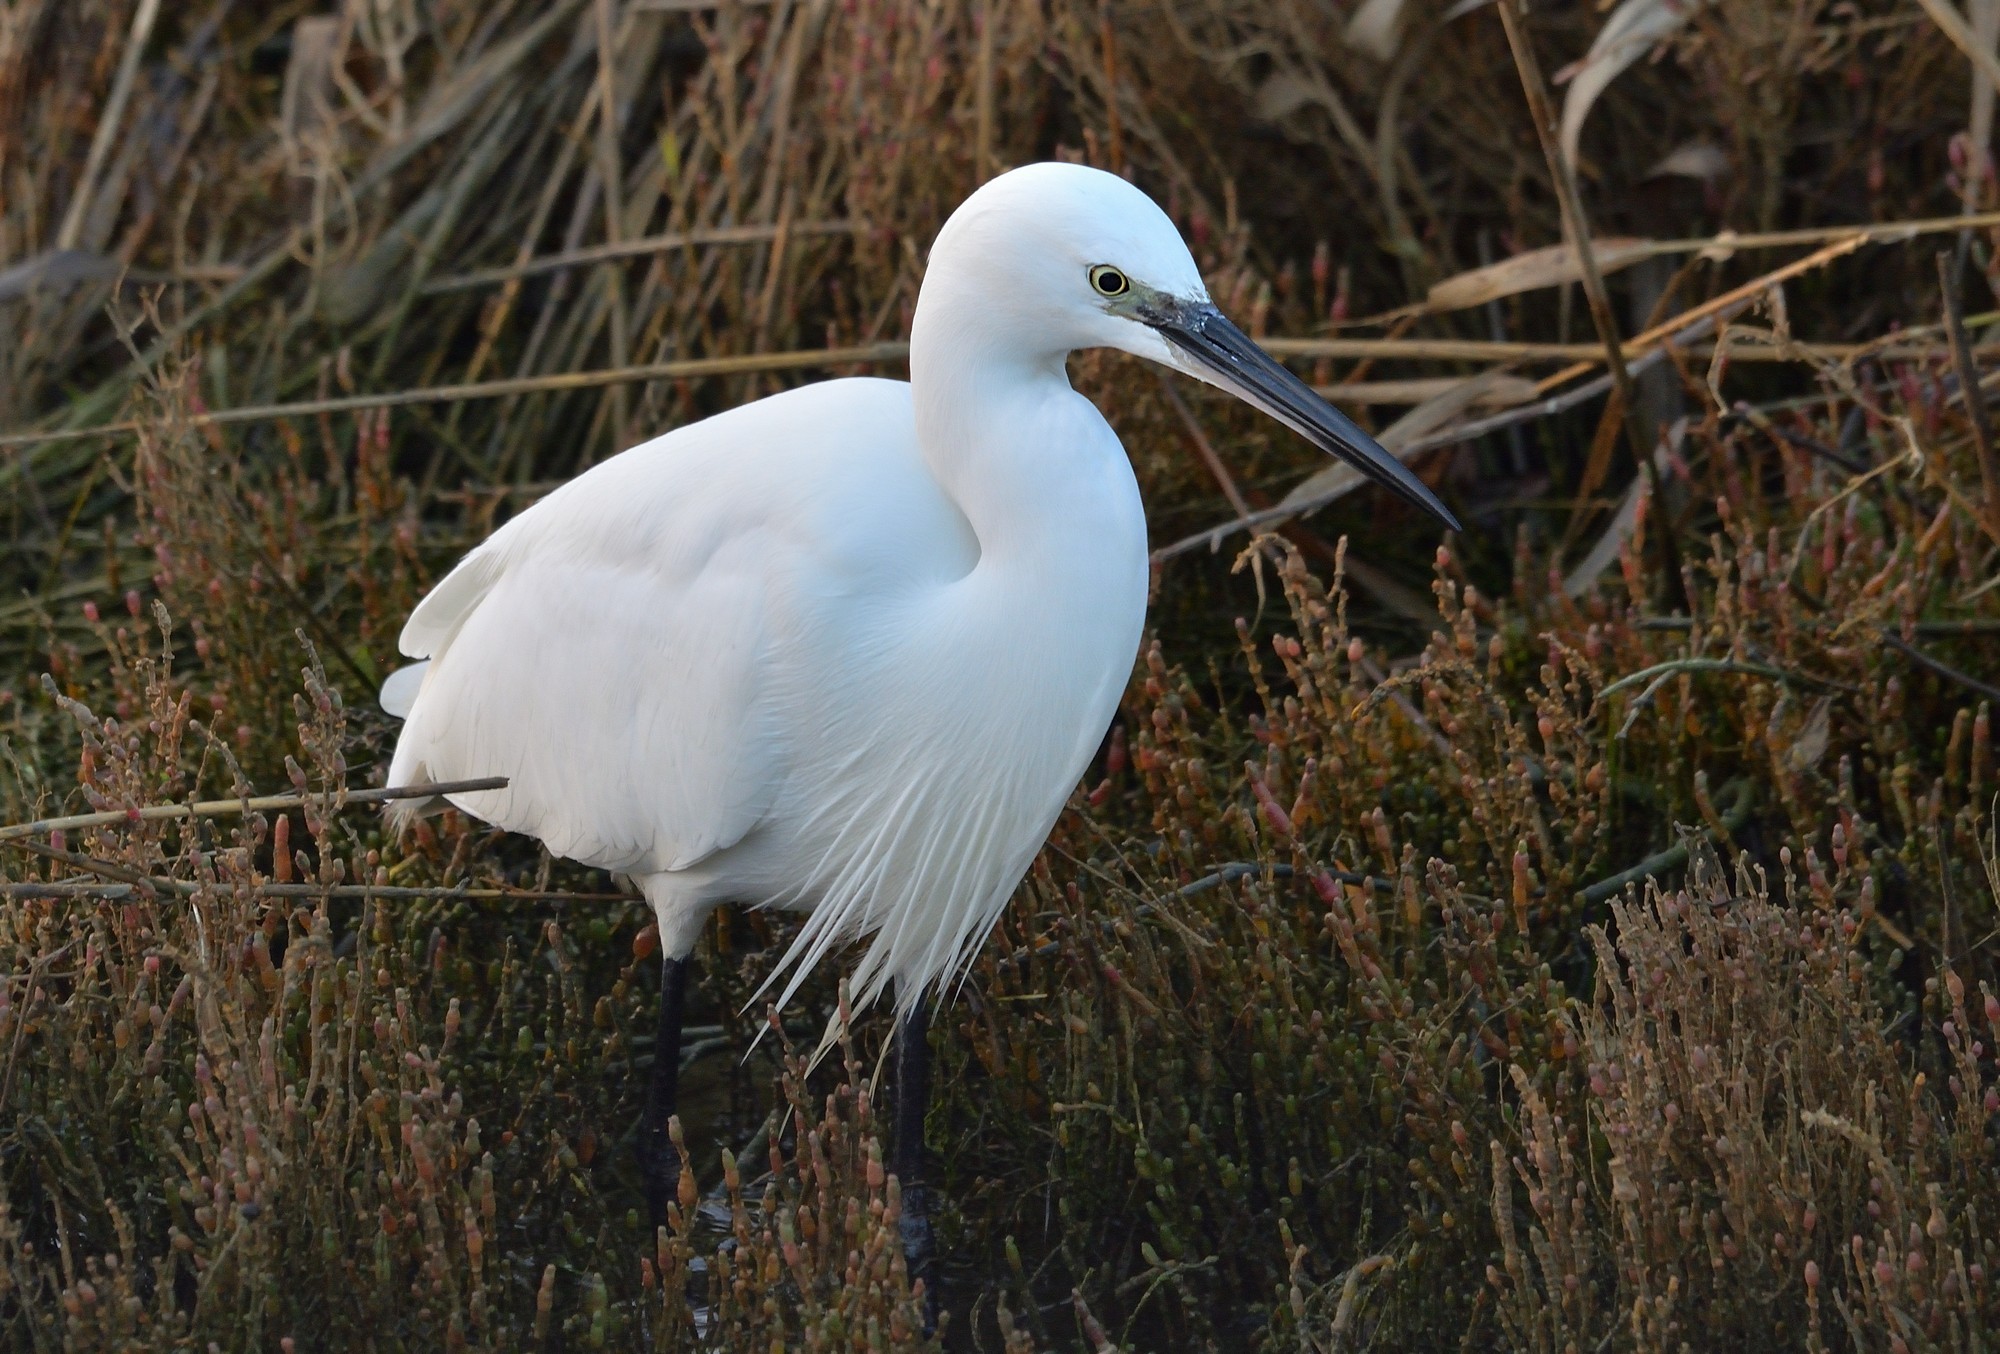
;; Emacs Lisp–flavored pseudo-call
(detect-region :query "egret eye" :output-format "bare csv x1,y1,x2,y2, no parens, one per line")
1088,265,1130,298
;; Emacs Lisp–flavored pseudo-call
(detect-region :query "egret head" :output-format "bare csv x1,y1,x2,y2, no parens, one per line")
924,162,1460,531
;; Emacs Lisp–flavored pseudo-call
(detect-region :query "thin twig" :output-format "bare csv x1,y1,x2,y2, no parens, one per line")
4,836,158,887
1347,210,2000,327
1726,403,1870,475
1614,668,1690,742
1598,658,1838,701
1578,779,1755,905
418,221,862,294
1637,616,2000,636
0,879,639,905
0,345,912,451
1158,374,1253,521
997,862,1364,972
0,777,508,842
1264,332,1974,365
1883,631,2000,704
1264,337,1646,362
1495,0,1682,605
1620,209,2000,258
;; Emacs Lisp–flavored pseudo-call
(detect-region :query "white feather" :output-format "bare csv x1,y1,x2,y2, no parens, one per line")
379,661,429,718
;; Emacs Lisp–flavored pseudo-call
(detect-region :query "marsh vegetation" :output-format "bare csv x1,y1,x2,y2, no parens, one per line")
4,0,2000,1348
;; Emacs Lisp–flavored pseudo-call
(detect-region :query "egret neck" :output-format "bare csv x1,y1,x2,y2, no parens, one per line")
908,277,1149,581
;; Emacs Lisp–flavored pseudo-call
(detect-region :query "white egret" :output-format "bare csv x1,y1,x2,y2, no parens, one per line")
379,161,1458,1307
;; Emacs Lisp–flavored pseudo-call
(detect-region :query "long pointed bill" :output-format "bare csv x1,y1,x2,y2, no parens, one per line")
1145,300,1462,533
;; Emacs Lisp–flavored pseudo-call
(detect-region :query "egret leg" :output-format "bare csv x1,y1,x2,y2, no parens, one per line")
891,997,939,1330
640,955,689,1236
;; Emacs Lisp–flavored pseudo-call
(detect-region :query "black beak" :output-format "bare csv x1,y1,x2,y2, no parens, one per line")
1145,300,1462,533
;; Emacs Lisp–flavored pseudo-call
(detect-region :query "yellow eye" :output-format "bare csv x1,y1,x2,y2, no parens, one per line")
1088,265,1130,298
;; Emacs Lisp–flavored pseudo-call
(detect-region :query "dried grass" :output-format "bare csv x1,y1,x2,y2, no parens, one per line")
3,0,2000,1349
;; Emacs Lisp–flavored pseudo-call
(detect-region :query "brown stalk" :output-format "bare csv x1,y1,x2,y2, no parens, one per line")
54,0,163,251
1098,6,1124,172
592,0,632,449
1639,209,2000,254
1352,210,2000,328
1526,235,1869,393
0,343,913,452
1159,374,1253,523
34,318,1961,460
1493,0,1675,595
1964,0,1999,225
420,221,865,295
1918,0,2000,95
1268,337,1611,362
1937,250,2000,544
975,0,995,183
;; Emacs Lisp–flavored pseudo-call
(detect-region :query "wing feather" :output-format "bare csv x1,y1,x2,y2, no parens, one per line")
383,377,997,977
378,661,429,718
396,539,777,872
399,548,504,658
381,394,844,874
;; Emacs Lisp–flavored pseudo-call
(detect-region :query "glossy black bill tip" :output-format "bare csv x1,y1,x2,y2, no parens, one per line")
1147,301,1463,534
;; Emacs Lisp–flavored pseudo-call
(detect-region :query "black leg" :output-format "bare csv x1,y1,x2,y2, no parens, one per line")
892,995,939,1331
639,954,689,1236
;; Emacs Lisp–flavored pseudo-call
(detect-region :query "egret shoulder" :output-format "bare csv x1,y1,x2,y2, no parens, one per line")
385,377,973,875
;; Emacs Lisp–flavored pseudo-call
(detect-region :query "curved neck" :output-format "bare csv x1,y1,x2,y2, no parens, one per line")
908,281,1095,557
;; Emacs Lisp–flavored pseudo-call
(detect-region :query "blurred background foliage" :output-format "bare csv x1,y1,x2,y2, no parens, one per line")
4,0,2000,1348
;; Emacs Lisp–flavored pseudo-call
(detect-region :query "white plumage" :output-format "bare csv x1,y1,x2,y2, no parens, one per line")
383,162,1455,1026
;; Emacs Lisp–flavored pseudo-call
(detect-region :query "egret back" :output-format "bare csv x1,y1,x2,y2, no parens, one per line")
385,378,956,876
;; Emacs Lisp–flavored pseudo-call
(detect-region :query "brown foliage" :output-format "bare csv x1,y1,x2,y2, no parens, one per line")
3,0,2000,1350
